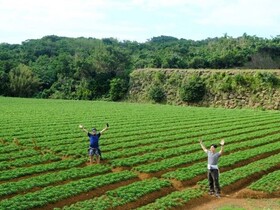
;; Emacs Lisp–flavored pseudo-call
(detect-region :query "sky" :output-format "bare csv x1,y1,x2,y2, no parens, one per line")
1,0,279,44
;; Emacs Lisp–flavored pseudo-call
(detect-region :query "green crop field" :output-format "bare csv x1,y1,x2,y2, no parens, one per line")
0,97,279,210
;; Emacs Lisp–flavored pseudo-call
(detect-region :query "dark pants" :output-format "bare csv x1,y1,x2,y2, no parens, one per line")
208,169,221,194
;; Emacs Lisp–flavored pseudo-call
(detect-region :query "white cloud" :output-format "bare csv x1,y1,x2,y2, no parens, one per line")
197,0,280,28
0,0,279,44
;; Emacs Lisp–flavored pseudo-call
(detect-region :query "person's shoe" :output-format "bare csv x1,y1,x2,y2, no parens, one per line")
208,191,214,196
215,193,221,198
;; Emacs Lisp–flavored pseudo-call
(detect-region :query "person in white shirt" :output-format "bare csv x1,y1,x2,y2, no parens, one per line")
199,139,225,198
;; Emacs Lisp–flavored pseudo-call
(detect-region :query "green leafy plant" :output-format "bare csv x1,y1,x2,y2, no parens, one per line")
148,84,166,103
256,72,279,87
180,76,206,102
109,78,128,101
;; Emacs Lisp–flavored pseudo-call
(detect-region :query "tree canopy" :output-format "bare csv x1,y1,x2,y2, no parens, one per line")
0,34,279,100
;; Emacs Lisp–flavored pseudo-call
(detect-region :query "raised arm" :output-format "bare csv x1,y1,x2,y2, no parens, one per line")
199,139,208,153
100,123,109,135
79,125,89,134
219,139,225,155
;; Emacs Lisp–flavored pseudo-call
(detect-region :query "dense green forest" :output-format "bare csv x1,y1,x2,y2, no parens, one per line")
0,34,280,100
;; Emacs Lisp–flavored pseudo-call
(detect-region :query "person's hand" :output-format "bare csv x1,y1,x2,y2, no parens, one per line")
199,139,202,144
106,123,109,128
79,125,83,129
220,139,225,146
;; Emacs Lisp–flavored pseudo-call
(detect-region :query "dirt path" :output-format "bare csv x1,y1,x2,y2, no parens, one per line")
190,197,280,210
189,189,280,210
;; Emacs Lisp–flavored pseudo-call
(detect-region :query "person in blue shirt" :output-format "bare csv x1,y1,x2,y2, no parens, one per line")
79,123,109,164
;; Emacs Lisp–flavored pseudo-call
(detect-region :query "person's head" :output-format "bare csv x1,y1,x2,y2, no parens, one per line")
92,128,97,134
210,144,218,152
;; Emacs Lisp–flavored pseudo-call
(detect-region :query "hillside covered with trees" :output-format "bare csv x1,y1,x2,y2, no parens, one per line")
0,34,280,100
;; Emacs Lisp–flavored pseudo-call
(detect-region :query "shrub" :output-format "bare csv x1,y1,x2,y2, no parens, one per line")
109,78,128,101
256,72,279,87
180,76,206,103
154,71,165,83
148,84,166,103
233,74,248,86
217,75,233,92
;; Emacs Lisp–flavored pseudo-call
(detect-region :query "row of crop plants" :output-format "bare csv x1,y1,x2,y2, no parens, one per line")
0,110,232,154
8,115,275,173
2,100,221,141
0,164,111,198
134,129,280,174
55,177,173,210
0,110,278,178
0,142,22,153
0,153,61,171
2,99,275,146
0,170,137,210
137,188,203,210
50,114,280,160
99,114,280,150
3,125,276,188
1,109,271,163
248,170,280,193
55,117,280,159
1,108,254,145
0,147,39,161
110,125,280,168
1,104,278,167
1,98,279,139
0,158,85,181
